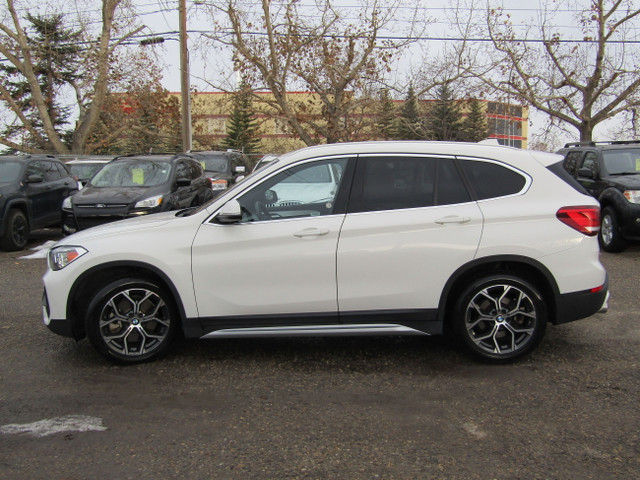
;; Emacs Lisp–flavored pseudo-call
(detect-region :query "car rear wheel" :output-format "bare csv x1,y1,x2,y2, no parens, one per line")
0,209,28,251
86,278,179,364
453,275,547,363
599,207,626,253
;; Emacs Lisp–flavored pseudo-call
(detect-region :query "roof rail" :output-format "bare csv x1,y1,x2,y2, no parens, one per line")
563,140,640,148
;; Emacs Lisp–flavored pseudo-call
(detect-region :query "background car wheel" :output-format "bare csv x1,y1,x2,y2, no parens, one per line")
86,278,179,364
0,209,28,251
599,207,626,253
452,274,547,363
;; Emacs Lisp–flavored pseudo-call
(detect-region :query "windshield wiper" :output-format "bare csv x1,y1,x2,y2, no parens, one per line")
609,171,640,176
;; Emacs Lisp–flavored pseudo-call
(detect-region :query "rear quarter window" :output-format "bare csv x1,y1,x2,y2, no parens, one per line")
459,160,527,200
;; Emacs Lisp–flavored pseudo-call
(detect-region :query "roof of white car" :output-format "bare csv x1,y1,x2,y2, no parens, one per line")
275,141,561,168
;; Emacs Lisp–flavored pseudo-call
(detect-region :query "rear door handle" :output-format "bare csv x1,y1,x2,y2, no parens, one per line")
435,216,471,225
293,228,330,238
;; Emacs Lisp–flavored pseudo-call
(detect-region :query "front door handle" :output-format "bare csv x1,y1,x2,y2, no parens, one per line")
435,216,471,225
293,228,330,238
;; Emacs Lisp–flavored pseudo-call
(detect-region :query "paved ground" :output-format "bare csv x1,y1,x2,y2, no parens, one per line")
0,229,638,479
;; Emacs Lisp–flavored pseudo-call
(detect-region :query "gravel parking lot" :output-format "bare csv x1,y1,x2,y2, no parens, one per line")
0,229,638,479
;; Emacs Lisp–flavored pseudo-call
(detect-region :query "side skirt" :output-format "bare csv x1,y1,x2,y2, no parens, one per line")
201,324,430,339
182,309,442,339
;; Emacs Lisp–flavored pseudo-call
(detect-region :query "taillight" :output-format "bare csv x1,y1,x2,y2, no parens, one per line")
556,206,600,236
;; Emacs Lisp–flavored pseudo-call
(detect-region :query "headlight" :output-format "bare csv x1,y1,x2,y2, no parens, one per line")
135,195,163,209
49,246,88,271
62,196,72,209
623,190,640,204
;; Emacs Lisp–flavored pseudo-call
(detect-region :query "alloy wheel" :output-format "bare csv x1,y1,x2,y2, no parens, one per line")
98,287,172,358
464,283,538,356
600,213,613,246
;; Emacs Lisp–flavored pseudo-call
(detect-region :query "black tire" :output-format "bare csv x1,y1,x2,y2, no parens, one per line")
452,274,547,363
86,278,179,364
598,207,626,253
0,209,29,251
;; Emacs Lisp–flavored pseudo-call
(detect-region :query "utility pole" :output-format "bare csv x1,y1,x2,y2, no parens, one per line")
179,0,192,151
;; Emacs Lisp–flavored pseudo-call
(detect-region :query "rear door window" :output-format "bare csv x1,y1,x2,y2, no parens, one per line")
350,156,470,213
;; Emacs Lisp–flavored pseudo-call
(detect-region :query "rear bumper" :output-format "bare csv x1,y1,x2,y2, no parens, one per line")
553,276,609,324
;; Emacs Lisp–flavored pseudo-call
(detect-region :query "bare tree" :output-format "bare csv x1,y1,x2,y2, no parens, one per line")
205,0,416,146
0,0,144,154
472,0,640,142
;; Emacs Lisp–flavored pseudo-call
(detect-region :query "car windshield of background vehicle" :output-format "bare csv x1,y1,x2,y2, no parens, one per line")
70,164,104,179
203,158,229,172
0,161,22,182
603,149,640,175
91,162,171,187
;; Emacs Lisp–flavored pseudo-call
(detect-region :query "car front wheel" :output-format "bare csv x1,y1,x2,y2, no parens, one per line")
0,209,28,251
599,207,626,253
453,275,547,363
86,278,179,364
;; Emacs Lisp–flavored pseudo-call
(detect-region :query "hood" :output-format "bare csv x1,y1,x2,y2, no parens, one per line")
606,174,640,190
56,210,178,244
71,185,163,205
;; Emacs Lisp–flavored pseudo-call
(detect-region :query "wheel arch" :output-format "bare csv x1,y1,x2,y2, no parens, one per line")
598,187,626,211
0,199,30,237
66,261,187,340
438,255,561,330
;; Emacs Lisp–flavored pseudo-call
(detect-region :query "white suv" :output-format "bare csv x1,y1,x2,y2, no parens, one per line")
43,141,608,364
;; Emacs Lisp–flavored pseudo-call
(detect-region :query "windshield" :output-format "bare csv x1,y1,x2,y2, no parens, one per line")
603,149,640,175
69,164,105,179
0,161,22,183
91,161,172,187
200,157,230,173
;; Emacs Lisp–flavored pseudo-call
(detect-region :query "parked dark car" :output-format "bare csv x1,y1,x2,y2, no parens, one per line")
187,150,248,196
0,155,77,251
62,154,213,234
557,140,640,252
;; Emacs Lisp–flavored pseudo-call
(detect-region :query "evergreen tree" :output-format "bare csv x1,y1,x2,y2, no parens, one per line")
395,85,425,140
374,88,397,140
0,14,82,150
461,98,490,142
221,83,261,154
425,82,464,141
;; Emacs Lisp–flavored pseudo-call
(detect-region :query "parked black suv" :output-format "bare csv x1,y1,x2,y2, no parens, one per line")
557,141,640,252
0,155,77,251
62,153,213,233
187,150,248,196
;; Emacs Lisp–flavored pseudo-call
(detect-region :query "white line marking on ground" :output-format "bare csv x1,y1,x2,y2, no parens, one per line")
0,415,107,437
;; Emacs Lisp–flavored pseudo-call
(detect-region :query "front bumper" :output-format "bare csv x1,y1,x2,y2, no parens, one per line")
43,288,76,338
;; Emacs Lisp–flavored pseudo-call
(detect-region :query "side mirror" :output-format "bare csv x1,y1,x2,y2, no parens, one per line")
577,167,595,179
176,177,191,187
26,174,43,184
214,200,242,224
264,189,278,204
